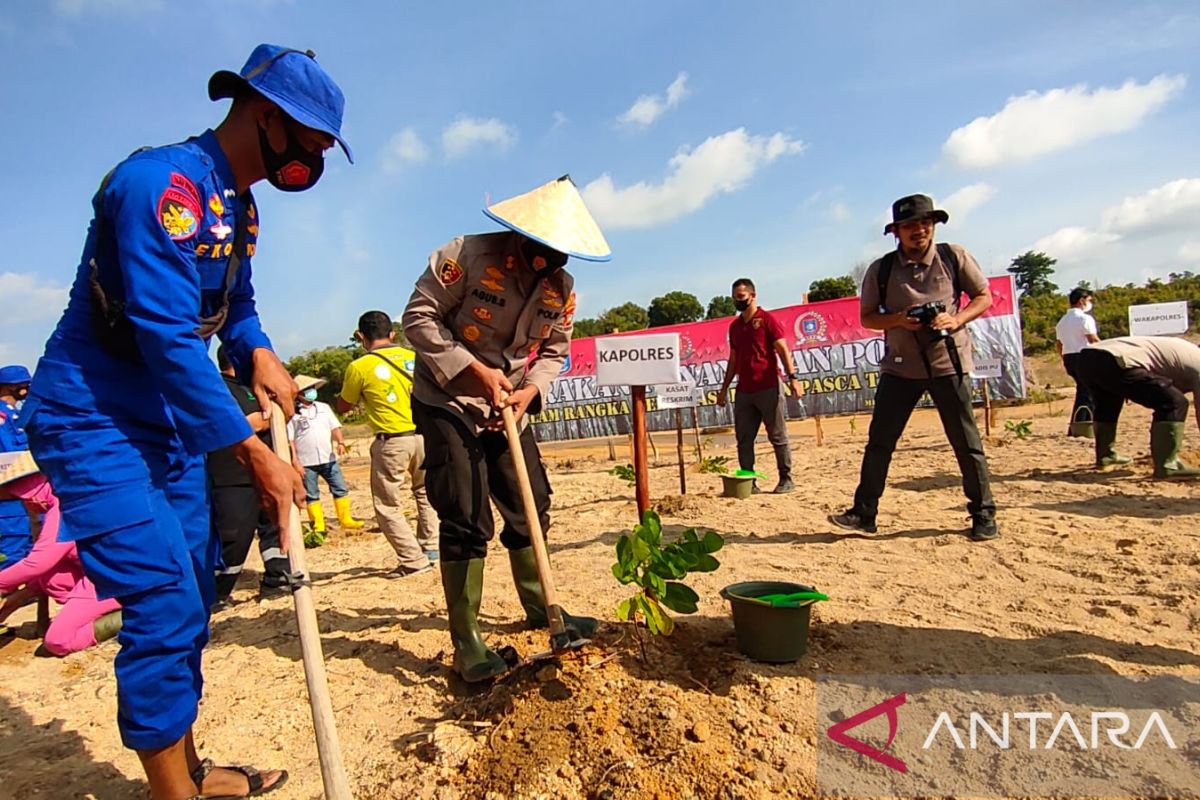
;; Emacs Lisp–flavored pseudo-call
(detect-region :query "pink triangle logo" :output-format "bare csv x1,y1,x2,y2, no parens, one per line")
826,692,908,773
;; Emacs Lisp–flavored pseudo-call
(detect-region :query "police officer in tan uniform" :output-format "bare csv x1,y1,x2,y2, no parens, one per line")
402,176,610,682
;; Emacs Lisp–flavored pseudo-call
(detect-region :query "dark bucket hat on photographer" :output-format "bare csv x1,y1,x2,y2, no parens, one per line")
884,194,948,234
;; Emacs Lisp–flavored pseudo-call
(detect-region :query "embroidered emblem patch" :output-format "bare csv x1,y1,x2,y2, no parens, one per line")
462,324,481,342
159,194,199,240
209,193,225,216
438,258,464,286
247,203,257,220
541,295,564,309
503,255,516,271
209,222,232,241
480,277,505,292
485,266,506,280
562,292,576,328
539,323,551,338
472,307,493,322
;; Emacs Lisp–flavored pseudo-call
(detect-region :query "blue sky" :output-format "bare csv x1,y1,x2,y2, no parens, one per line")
2,1,1199,368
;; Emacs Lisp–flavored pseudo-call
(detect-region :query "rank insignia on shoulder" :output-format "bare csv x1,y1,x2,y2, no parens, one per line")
438,258,464,286
208,193,225,216
472,307,493,322
480,277,505,292
462,324,482,342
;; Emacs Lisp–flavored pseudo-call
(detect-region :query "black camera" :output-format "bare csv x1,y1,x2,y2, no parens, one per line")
907,301,949,339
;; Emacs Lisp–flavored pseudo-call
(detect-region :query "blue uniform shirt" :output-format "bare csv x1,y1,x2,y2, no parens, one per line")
27,131,270,455
0,400,31,566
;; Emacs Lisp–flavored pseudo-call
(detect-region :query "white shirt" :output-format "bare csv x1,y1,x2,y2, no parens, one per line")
1055,307,1098,355
287,401,341,467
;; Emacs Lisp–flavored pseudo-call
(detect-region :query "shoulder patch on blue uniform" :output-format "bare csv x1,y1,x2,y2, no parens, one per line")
159,173,202,241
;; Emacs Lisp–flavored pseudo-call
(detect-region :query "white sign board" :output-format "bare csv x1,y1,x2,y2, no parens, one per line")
595,333,681,387
0,450,39,486
1129,301,1189,336
971,358,1003,380
656,380,701,409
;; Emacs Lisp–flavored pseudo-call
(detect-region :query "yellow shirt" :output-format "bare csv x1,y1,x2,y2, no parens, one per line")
340,345,417,435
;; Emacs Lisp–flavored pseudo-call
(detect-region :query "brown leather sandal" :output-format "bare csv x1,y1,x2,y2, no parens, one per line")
189,757,289,799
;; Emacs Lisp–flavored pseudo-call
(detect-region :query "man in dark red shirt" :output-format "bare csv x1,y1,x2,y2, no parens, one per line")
717,278,805,493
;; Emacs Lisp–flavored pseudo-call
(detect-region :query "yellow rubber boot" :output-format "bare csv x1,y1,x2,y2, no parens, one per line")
306,501,327,534
334,496,364,529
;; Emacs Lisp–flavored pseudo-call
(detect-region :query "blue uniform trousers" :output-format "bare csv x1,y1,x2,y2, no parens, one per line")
25,397,218,751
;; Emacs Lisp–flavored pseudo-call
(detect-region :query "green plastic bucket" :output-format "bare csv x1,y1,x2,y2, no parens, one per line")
720,474,754,498
1069,406,1094,438
720,581,817,662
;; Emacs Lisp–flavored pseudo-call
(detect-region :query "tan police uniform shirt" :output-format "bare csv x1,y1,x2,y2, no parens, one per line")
1087,336,1200,395
859,241,989,380
402,231,575,432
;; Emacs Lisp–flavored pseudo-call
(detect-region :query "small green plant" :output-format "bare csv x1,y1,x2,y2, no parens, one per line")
697,454,730,474
1005,419,1033,439
612,510,724,636
302,521,326,549
848,417,858,435
609,463,636,485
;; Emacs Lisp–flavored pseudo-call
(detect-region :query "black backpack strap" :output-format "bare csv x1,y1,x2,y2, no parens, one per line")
876,250,898,313
936,242,962,311
194,192,252,339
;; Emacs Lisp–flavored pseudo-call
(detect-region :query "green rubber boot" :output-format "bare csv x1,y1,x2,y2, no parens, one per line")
1094,422,1132,469
508,547,598,638
92,610,122,644
1150,422,1200,479
440,559,508,682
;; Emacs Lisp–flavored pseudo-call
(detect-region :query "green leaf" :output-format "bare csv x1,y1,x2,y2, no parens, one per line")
641,595,675,636
701,531,725,553
616,596,635,621
639,510,662,545
691,554,720,573
611,562,635,584
646,571,667,599
630,535,651,563
660,582,700,614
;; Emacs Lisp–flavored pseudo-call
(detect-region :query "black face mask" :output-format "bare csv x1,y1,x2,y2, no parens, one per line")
257,121,324,192
734,298,751,312
520,238,569,278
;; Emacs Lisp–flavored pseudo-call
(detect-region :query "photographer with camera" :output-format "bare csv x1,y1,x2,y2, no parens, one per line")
830,194,998,541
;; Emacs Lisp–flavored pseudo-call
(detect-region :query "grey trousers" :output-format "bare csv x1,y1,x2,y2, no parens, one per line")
734,387,792,480
369,433,440,569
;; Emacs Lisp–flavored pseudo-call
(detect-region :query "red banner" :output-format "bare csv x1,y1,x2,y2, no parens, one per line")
531,276,1024,442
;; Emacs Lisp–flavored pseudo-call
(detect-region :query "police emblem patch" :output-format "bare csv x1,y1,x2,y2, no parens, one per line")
159,192,200,241
438,259,464,286
472,307,492,322
462,324,481,342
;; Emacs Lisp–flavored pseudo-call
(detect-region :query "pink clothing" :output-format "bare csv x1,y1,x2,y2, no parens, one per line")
0,474,120,655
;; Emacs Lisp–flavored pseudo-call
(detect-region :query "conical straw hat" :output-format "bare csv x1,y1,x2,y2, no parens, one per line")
483,175,612,262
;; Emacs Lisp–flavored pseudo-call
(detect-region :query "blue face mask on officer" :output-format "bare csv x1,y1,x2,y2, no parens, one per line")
258,117,324,192
302,388,319,402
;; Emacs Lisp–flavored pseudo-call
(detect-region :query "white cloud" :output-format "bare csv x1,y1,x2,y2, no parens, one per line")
618,72,690,128
1179,241,1200,263
550,111,569,134
1100,178,1200,236
441,116,518,159
943,74,1186,169
830,202,850,222
582,128,805,229
1032,226,1120,263
0,272,68,324
941,183,998,222
1031,177,1200,265
381,128,428,173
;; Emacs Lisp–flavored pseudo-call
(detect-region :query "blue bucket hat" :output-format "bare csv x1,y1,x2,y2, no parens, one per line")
208,44,353,163
0,365,31,384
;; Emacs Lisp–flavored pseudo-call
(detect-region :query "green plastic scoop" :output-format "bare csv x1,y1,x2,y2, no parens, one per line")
731,469,766,479
755,590,829,607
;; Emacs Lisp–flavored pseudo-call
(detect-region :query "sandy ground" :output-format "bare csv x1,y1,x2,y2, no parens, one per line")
1,393,1198,799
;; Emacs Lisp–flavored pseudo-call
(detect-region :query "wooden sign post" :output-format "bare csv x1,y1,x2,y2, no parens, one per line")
971,357,1003,438
656,379,702,497
595,333,682,523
